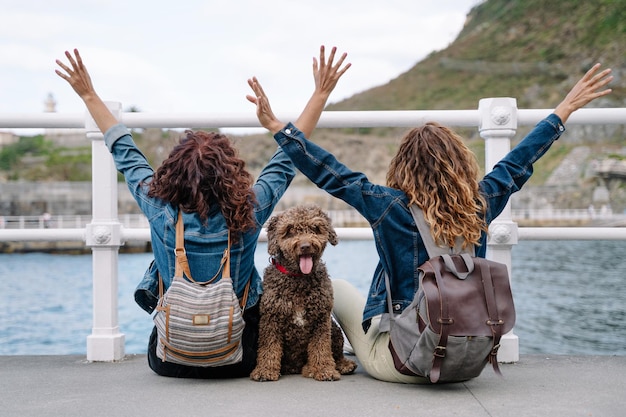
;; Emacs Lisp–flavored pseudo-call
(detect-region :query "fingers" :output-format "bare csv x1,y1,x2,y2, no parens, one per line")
246,77,273,114
333,52,348,71
55,60,71,78
583,64,613,99
74,48,84,69
336,58,351,77
583,63,612,86
319,45,326,69
326,46,336,68
554,63,613,122
247,76,267,98
64,50,78,71
56,49,83,80
253,77,268,97
54,69,69,82
316,45,350,77
591,69,613,90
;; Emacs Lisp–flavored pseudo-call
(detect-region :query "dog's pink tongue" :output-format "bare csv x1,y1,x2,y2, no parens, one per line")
299,255,313,275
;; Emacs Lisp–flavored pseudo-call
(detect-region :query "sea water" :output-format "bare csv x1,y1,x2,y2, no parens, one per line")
1,240,625,356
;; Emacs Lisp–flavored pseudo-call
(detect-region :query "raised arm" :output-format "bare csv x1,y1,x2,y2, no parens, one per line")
55,49,118,133
553,63,613,124
247,45,351,137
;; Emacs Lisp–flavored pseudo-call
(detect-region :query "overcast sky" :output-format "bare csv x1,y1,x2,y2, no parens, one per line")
0,0,481,133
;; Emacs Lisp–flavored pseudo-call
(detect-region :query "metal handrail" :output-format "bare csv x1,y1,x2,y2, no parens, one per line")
1,104,625,363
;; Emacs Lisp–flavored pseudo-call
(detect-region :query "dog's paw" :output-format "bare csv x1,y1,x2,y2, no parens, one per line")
250,367,280,382
336,357,358,375
302,364,341,381
314,369,342,381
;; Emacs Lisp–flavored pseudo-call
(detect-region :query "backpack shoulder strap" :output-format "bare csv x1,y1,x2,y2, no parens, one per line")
174,209,194,281
174,214,251,308
409,204,475,257
158,209,192,300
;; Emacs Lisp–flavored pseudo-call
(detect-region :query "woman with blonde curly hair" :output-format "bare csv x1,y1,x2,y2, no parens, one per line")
56,45,350,378
249,62,612,383
386,122,488,250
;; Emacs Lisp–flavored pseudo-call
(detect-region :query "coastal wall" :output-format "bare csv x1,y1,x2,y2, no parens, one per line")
0,182,141,216
0,181,358,218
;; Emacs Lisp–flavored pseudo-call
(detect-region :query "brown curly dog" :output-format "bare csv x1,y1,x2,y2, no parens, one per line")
250,204,357,381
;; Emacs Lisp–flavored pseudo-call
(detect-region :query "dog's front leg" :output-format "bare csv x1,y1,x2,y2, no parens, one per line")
250,315,283,382
301,317,341,381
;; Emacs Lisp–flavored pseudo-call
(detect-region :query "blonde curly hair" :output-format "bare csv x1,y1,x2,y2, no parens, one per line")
386,122,487,249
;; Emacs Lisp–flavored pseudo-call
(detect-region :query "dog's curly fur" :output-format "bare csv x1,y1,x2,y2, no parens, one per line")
250,204,357,382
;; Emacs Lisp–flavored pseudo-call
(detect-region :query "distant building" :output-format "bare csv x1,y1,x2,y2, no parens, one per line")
0,131,18,147
43,93,87,147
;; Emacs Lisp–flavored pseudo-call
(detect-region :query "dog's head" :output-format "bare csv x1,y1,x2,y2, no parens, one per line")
266,204,338,275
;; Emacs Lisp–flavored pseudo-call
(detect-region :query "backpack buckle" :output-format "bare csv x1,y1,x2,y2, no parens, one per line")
434,346,446,358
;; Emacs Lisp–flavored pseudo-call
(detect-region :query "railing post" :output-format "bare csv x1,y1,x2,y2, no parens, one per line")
84,102,125,361
479,97,520,363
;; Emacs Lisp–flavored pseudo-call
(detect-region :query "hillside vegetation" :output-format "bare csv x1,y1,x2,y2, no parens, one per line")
330,0,625,112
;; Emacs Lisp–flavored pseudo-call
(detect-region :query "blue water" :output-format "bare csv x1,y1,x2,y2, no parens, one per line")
1,240,625,356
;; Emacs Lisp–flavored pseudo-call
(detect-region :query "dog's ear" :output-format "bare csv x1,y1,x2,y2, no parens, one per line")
266,213,281,256
328,224,338,246
322,210,338,246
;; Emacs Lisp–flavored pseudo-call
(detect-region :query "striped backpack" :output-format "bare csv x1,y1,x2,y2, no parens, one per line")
153,210,249,367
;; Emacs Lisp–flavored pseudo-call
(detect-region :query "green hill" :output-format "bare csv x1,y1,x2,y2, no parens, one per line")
329,0,625,113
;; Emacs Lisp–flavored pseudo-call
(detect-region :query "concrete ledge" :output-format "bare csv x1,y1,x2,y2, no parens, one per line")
1,354,625,417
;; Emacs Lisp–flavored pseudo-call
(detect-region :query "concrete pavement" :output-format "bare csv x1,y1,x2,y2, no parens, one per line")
1,354,625,417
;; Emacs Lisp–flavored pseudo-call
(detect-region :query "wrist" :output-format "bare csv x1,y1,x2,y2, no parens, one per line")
268,120,285,135
553,102,573,123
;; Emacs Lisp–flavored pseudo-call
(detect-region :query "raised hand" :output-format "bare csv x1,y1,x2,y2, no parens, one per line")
312,45,351,99
55,49,97,101
292,46,350,137
247,77,284,134
554,63,613,123
248,45,350,138
55,49,118,133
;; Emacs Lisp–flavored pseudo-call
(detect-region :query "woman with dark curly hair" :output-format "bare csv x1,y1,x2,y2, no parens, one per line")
148,130,258,238
56,45,350,378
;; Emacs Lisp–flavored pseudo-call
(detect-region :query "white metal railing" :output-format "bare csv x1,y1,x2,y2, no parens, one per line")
511,208,622,221
1,102,625,363
0,214,149,230
3,209,625,230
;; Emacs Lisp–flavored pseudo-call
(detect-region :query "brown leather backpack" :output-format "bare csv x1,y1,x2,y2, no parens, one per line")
385,206,516,383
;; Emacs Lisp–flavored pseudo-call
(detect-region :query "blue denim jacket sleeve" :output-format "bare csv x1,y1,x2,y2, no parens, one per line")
272,123,393,222
480,113,565,224
253,147,296,225
103,124,162,219
135,259,159,313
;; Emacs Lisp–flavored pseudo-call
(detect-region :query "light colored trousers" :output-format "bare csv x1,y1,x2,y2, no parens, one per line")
332,279,428,384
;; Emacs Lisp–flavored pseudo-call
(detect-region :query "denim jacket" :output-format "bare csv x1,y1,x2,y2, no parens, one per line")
273,114,565,330
103,124,295,314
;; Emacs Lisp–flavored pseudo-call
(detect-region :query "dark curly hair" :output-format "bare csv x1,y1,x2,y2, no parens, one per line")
147,130,257,236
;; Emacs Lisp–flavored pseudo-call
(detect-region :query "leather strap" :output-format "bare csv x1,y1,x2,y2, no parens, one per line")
158,209,250,309
479,259,504,376
174,210,192,280
429,260,452,383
